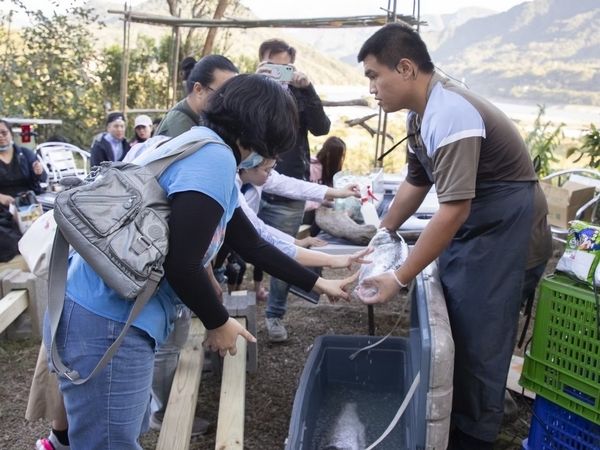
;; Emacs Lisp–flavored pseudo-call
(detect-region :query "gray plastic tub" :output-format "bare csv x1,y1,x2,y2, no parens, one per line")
286,272,433,450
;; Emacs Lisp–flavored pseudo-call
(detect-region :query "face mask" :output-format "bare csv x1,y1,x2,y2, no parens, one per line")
0,142,12,152
238,151,264,170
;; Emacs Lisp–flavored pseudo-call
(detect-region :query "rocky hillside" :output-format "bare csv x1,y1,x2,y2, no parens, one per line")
429,0,600,104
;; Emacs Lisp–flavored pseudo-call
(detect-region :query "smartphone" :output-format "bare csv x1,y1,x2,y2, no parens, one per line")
260,63,295,83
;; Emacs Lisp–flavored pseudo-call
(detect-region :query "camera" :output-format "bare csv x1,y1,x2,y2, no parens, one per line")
260,63,295,83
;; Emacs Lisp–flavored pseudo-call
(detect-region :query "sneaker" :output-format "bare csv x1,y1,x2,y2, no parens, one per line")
149,412,212,436
265,317,288,342
35,433,70,450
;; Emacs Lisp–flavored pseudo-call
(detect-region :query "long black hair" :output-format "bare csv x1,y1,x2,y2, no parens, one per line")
204,74,298,162
316,136,346,187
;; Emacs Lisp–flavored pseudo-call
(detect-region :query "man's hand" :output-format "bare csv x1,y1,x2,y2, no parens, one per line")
204,317,256,358
356,270,404,304
289,70,311,89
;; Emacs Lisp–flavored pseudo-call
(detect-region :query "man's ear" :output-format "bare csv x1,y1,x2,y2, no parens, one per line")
395,59,415,79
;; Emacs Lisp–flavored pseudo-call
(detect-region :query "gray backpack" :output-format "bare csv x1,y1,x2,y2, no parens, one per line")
48,136,227,384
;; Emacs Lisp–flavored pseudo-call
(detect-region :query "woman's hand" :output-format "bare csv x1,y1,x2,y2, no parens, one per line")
356,271,406,305
204,317,257,357
326,183,360,200
0,193,14,208
295,236,326,248
313,271,360,303
32,160,44,176
328,246,373,269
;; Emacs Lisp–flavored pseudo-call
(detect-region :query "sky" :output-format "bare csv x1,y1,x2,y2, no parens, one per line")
4,0,528,19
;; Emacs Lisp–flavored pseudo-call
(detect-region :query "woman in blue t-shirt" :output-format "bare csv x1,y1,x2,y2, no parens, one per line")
45,74,357,449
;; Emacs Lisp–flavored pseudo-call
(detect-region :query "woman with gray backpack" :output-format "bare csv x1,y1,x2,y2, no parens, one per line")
43,74,358,449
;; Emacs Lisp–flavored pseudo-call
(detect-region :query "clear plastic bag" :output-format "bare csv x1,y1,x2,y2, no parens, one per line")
355,228,408,298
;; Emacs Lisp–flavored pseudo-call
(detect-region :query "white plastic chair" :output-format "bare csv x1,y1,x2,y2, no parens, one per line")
36,142,91,186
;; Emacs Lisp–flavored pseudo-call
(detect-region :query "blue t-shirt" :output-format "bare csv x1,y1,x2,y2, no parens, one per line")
65,127,239,346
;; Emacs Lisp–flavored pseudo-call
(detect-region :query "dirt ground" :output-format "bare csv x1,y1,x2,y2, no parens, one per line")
0,249,563,450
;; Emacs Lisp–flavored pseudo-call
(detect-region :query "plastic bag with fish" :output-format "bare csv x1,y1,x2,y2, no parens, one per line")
355,228,408,299
319,402,366,450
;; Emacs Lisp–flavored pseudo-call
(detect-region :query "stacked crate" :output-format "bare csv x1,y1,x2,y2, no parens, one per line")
519,274,600,449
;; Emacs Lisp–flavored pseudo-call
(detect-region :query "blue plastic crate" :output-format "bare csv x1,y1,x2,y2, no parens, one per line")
524,396,600,450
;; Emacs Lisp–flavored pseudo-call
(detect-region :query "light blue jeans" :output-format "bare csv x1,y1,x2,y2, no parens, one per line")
258,199,306,319
44,296,155,450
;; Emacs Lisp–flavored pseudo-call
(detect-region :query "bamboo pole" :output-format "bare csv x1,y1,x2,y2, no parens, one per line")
106,11,423,29
119,3,131,115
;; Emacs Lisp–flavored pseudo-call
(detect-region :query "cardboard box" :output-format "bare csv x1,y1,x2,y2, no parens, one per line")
541,180,596,228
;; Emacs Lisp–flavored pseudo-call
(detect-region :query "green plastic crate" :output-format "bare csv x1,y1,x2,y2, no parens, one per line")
520,274,600,425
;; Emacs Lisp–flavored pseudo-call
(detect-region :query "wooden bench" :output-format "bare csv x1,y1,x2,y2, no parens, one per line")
0,268,45,338
223,291,257,373
215,317,247,450
157,315,250,450
156,318,206,450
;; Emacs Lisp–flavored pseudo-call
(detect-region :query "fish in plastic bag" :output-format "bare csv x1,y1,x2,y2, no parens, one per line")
355,228,408,299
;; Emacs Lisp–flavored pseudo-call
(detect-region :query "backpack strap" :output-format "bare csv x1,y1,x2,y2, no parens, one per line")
144,136,230,179
48,229,160,384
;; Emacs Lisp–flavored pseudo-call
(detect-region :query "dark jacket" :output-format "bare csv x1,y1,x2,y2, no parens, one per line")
263,83,330,203
15,145,47,195
90,133,130,167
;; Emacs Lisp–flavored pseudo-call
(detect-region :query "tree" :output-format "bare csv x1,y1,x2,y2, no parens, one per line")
0,1,105,146
566,124,600,168
525,105,564,178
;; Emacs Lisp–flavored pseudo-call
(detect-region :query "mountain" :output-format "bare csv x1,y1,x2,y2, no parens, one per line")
78,0,600,104
429,0,600,105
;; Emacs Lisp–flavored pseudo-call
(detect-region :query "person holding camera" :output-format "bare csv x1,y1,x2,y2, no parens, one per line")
256,38,331,343
0,119,47,262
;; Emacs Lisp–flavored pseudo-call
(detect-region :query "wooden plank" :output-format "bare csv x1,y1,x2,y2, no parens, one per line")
0,290,29,334
156,319,206,450
215,318,247,450
507,354,535,399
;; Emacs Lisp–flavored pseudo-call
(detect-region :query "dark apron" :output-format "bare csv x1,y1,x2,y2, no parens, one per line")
438,181,534,442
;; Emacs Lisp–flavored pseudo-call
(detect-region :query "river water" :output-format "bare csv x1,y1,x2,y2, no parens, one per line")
318,85,600,138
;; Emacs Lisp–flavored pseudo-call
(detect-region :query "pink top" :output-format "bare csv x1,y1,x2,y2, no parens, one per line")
306,157,324,211
309,157,323,184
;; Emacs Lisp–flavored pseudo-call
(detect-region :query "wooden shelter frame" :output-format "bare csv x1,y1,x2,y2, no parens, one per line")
109,1,422,164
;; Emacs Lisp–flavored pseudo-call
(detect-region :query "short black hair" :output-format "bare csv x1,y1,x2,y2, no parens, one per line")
204,74,298,161
258,39,296,63
357,23,434,73
186,54,239,95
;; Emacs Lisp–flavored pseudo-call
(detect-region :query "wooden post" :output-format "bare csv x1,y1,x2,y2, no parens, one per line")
119,3,131,114
168,9,181,108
